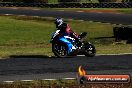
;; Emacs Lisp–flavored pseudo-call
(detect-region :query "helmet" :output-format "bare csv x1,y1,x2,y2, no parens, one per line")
55,18,63,28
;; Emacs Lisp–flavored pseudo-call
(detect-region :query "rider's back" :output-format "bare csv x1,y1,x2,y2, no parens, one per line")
57,23,70,37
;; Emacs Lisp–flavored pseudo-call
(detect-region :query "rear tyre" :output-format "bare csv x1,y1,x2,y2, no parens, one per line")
84,43,96,57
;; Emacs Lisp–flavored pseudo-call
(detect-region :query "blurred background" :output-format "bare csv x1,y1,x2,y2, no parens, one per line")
0,0,131,3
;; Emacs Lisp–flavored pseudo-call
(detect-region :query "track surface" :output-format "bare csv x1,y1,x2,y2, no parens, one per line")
0,7,132,25
0,55,132,81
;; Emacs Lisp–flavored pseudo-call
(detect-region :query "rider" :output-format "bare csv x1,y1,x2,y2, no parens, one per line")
54,18,80,54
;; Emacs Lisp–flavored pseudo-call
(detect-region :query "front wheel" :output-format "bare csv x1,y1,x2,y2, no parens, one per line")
84,42,96,57
52,42,68,58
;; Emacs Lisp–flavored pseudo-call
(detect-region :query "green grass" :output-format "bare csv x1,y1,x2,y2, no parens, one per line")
0,16,54,45
0,16,54,57
0,79,131,88
117,9,132,14
48,0,58,3
0,15,131,58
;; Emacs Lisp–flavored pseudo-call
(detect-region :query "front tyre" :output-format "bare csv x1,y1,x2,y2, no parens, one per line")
52,42,68,58
84,43,96,57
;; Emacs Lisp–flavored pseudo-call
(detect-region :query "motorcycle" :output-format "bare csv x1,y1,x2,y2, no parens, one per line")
50,31,96,58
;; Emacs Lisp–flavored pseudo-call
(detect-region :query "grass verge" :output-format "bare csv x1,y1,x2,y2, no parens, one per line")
0,78,132,88
0,15,131,58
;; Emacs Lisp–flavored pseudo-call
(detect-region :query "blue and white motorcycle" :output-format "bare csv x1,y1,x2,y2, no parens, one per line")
50,30,96,58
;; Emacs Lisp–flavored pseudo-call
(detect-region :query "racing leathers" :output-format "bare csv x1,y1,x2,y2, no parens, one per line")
53,23,80,54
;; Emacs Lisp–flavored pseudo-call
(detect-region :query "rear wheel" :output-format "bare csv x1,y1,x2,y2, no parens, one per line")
84,43,96,57
52,42,68,58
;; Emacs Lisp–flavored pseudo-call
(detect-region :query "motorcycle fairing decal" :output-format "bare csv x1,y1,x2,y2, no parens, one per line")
64,36,75,41
59,37,73,53
52,30,60,39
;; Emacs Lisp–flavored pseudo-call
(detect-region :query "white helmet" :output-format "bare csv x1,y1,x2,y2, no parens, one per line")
55,18,63,28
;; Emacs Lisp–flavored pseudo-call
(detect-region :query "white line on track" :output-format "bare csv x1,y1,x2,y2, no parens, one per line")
42,79,57,81
4,81,14,83
21,80,34,82
62,78,76,80
2,78,77,83
4,14,12,16
77,55,85,56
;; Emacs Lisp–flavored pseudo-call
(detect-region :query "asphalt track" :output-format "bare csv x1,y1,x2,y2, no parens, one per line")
0,55,132,81
0,7,132,25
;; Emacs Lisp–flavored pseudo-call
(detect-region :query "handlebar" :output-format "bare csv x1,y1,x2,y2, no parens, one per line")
78,32,87,39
